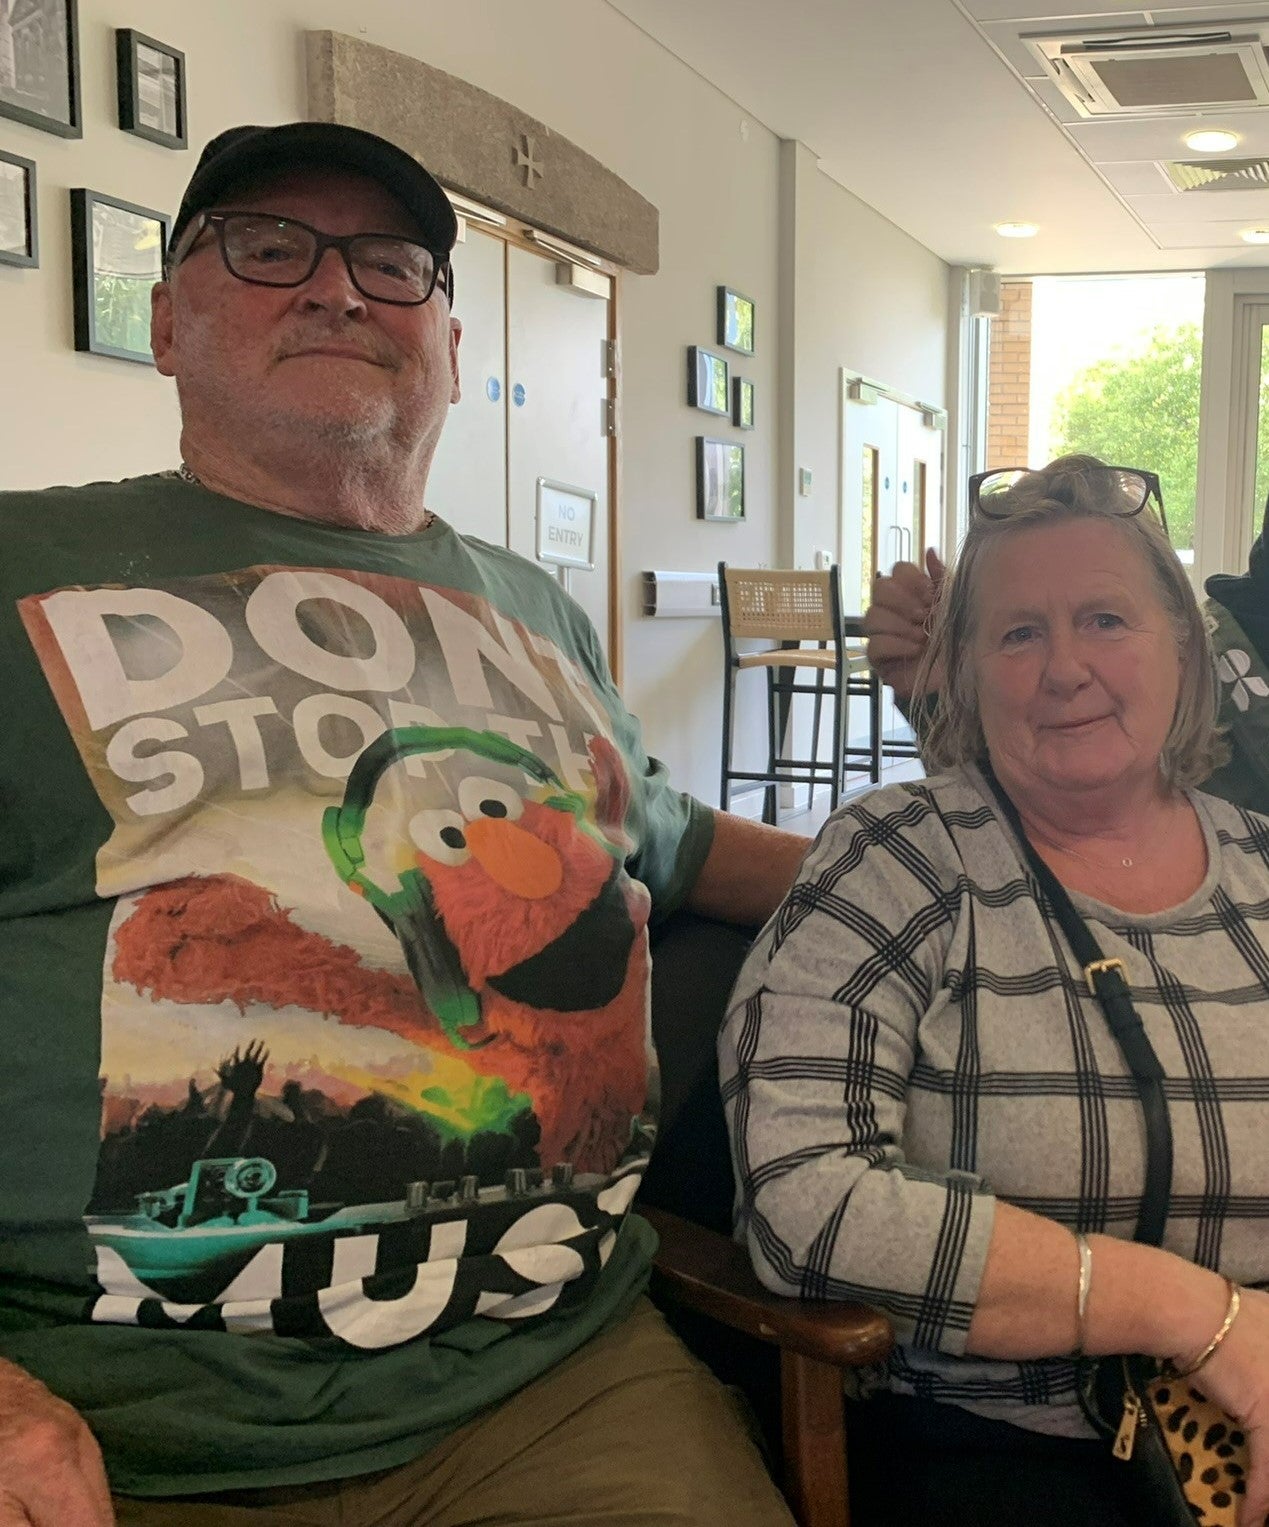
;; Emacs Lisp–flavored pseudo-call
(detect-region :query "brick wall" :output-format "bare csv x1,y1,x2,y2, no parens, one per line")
986,280,1033,467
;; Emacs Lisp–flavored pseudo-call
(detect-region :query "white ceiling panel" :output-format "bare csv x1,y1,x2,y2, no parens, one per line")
605,0,1269,273
1160,4,1269,21
1128,188,1269,218
1024,74,1099,123
1149,220,1269,244
961,2,1145,22
976,21,1063,78
1099,161,1184,192
1066,111,1269,159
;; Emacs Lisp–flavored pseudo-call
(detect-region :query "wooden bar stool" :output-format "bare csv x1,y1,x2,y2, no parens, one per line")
718,563,849,824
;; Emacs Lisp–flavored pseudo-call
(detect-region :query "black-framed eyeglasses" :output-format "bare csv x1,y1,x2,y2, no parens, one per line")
969,465,1167,536
171,211,455,307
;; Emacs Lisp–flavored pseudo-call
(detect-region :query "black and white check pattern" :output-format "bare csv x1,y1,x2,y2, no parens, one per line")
720,768,1269,1433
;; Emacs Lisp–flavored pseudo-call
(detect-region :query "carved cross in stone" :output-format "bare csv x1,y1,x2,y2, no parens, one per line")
514,133,544,189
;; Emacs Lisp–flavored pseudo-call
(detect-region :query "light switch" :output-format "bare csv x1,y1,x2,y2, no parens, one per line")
798,467,813,497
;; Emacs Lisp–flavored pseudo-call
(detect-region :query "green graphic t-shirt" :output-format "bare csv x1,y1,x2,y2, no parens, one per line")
0,474,713,1495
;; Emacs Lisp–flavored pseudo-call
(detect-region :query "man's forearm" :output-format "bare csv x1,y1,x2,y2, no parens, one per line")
683,808,810,928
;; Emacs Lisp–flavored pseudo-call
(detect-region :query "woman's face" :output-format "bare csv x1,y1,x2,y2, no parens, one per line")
972,518,1182,803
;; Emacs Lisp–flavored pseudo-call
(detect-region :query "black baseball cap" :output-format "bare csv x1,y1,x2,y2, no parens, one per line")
171,121,458,254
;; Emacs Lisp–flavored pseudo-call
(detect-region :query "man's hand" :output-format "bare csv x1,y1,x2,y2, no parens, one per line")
0,1359,114,1526
862,548,946,702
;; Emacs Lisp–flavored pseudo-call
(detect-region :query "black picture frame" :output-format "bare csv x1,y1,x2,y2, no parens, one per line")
0,149,38,267
70,189,170,364
116,29,186,149
687,344,729,416
717,285,755,355
732,375,754,431
696,436,745,522
0,0,81,137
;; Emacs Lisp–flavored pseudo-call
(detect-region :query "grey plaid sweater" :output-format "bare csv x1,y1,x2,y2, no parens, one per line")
720,767,1269,1434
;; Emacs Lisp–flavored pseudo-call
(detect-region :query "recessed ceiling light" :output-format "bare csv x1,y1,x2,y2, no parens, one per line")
994,222,1039,239
1184,128,1240,153
1241,228,1269,244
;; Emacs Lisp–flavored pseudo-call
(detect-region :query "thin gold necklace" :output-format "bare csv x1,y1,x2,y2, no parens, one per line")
1025,809,1175,874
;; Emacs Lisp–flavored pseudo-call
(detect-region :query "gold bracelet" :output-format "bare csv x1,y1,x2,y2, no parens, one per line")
1074,1232,1092,1355
1170,1279,1242,1379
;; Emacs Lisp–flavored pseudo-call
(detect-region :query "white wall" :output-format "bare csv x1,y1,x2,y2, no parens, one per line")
0,0,949,806
784,141,950,574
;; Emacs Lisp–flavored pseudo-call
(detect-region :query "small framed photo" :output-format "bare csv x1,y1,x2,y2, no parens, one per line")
696,436,746,522
732,375,754,431
0,150,38,268
0,0,81,137
717,285,755,355
687,344,729,415
70,189,171,364
116,30,186,149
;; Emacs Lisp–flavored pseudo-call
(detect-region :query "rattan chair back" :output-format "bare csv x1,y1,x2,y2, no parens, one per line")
720,567,839,645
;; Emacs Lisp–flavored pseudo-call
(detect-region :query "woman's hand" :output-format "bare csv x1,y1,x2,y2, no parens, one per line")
862,549,945,700
0,1359,114,1526
1172,1286,1269,1527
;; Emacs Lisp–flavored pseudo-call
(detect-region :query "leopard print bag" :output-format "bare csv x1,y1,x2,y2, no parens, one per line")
1083,1353,1249,1527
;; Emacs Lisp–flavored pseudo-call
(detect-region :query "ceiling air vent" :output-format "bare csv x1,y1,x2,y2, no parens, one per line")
1025,24,1269,118
1163,157,1269,192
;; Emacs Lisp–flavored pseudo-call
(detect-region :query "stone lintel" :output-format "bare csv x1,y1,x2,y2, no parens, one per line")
306,31,658,274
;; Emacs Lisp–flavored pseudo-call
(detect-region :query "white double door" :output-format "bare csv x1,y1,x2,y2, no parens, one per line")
840,383,945,746
425,226,613,654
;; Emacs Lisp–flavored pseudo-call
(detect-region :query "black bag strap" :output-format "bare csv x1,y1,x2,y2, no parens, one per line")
980,764,1172,1248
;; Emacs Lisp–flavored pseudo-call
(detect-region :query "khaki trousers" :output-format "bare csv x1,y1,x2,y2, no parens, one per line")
112,1298,795,1527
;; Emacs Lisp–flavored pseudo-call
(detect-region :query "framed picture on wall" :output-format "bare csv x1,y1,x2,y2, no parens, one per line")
116,29,187,149
696,436,746,522
0,0,81,137
717,285,755,355
732,375,754,430
0,149,38,267
687,345,729,415
70,189,171,364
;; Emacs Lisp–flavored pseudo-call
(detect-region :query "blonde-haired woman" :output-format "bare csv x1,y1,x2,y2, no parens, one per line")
722,458,1269,1525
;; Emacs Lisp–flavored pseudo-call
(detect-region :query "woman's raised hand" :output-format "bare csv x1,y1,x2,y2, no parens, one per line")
862,548,946,700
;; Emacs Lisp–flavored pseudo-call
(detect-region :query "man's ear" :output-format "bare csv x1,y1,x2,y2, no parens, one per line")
449,317,462,405
151,280,176,376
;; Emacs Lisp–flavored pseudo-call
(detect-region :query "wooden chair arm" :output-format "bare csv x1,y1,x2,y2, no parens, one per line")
642,1205,893,1370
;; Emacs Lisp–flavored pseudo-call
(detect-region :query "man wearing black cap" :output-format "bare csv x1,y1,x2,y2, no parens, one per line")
0,123,801,1525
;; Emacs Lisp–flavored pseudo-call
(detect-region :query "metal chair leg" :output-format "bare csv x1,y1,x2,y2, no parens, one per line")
868,672,882,784
831,670,846,813
764,669,780,824
720,664,736,811
810,665,825,813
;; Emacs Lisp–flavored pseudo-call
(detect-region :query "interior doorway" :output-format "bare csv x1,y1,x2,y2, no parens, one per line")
840,374,945,753
425,214,618,666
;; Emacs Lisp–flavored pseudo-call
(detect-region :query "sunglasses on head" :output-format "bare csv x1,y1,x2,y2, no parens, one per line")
968,466,1167,536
